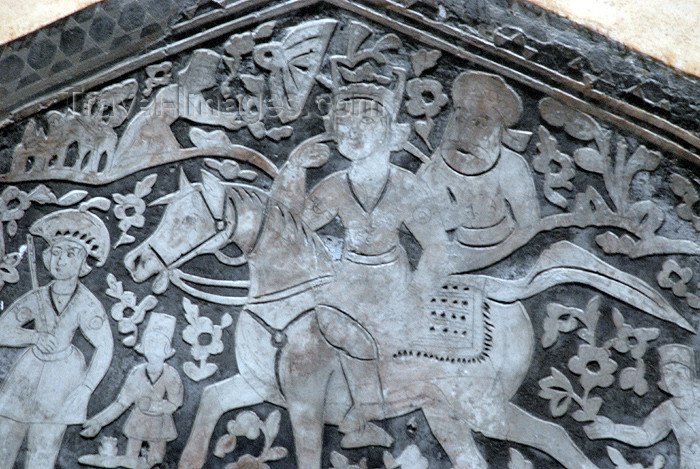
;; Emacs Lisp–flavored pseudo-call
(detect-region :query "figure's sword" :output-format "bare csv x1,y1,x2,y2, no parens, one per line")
26,234,49,333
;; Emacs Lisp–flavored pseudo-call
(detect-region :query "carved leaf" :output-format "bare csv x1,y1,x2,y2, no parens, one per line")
265,126,293,141
572,396,602,422
241,74,265,96
134,174,157,198
183,361,218,382
6,220,17,237
411,48,442,77
538,368,574,417
122,335,137,347
105,273,124,298
28,185,57,204
508,448,533,469
564,113,599,141
57,190,88,206
573,147,605,174
214,434,237,458
265,446,288,461
114,232,136,248
606,447,627,466
415,119,433,149
264,410,281,440
80,197,111,211
253,21,277,40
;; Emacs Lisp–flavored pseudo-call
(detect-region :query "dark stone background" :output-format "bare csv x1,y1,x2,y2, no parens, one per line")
0,2,699,468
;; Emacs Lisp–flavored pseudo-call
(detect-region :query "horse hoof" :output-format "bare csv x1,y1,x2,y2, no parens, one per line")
340,423,394,449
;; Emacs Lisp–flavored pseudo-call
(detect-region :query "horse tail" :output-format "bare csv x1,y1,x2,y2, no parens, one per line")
480,241,694,332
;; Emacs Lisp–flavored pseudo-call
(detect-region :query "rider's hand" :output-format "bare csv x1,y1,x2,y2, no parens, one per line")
288,135,331,169
80,419,102,438
584,415,614,439
36,333,59,354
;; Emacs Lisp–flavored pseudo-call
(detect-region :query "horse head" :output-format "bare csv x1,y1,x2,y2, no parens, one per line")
125,168,237,293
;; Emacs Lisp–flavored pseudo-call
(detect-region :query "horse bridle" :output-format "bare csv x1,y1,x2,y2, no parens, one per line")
149,184,252,305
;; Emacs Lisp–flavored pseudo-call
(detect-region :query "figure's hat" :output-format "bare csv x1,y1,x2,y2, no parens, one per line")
142,313,176,343
659,343,695,372
451,71,523,128
30,208,110,266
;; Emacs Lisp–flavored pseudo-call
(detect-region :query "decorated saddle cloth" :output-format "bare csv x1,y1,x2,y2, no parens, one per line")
393,277,494,364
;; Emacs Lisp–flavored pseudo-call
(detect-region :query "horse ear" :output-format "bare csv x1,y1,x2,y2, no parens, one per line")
179,168,191,189
200,169,226,217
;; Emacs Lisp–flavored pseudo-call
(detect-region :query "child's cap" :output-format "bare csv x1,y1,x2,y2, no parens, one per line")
143,313,176,343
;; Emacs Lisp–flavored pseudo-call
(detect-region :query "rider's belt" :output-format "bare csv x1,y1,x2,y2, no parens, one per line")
456,215,515,247
32,344,74,361
345,246,399,265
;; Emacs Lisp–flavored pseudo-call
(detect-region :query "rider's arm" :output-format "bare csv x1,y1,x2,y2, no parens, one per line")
404,182,450,278
302,175,340,231
271,161,308,214
499,149,540,231
587,403,672,447
0,291,40,347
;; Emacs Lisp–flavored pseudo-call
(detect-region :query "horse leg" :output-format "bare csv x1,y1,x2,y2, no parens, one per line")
278,312,339,469
423,405,488,469
179,374,264,469
483,403,598,469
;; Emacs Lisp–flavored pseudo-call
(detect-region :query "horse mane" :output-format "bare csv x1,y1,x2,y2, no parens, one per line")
225,183,335,299
225,184,323,251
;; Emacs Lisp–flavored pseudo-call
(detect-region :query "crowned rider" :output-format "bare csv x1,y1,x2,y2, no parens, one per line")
0,208,114,469
271,59,448,448
585,344,700,468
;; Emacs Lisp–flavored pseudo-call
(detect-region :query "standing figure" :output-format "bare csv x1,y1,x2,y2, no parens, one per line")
271,65,448,449
80,313,183,469
0,209,114,469
585,344,700,469
419,71,539,271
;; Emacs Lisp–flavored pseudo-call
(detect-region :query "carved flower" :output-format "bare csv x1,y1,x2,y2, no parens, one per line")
405,78,448,118
226,455,269,469
113,193,146,232
0,186,30,222
656,259,693,297
105,273,157,347
610,309,659,360
183,312,226,361
568,344,617,391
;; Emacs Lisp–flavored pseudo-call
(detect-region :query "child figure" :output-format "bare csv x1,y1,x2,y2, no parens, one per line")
80,313,184,468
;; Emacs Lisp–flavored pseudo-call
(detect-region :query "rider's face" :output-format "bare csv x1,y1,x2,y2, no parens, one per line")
334,99,390,162
441,99,502,175
662,364,693,397
48,239,87,280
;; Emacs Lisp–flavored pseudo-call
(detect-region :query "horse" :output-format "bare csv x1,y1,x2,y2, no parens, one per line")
124,168,692,469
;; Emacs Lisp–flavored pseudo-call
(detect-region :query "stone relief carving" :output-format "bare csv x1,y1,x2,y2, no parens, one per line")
80,313,183,469
0,8,698,469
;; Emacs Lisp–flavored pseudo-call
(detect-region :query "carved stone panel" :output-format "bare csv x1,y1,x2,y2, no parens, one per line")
0,2,699,468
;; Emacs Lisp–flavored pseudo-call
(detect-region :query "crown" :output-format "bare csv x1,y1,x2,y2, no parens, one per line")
327,22,406,119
